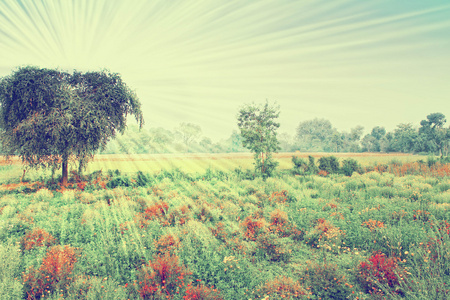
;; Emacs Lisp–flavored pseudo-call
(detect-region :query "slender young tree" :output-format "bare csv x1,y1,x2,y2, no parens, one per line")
0,66,144,184
237,101,280,178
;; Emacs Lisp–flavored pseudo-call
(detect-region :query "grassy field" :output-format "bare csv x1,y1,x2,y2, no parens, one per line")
0,152,448,299
86,152,428,173
0,152,428,182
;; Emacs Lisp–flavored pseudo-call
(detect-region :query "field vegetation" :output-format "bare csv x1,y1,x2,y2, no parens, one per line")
0,153,449,299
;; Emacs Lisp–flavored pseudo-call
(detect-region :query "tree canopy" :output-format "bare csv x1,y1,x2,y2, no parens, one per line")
419,113,449,158
0,66,144,184
237,101,280,178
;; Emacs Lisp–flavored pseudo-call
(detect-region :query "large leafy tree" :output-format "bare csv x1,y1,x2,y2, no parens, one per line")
174,122,202,152
0,66,144,184
237,101,280,178
296,118,335,151
419,113,449,158
391,123,418,153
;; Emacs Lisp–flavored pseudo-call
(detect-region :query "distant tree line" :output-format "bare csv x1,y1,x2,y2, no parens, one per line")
101,123,247,154
102,112,449,157
290,112,449,157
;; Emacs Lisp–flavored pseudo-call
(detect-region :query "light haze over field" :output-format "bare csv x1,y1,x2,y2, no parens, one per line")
1,0,449,142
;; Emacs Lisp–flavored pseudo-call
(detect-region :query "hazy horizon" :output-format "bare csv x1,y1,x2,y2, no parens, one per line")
1,0,449,142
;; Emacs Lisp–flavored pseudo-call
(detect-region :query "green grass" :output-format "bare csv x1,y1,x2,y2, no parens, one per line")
0,158,449,299
2,153,428,182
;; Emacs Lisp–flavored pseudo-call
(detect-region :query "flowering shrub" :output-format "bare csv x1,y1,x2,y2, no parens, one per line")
136,201,170,227
302,263,352,299
154,234,180,255
137,253,191,299
362,219,385,231
183,283,223,300
322,202,338,211
23,245,79,299
168,205,191,226
438,220,450,237
373,162,450,178
145,202,169,220
254,276,307,299
256,232,292,262
268,209,303,240
209,222,228,242
241,215,266,241
358,251,405,295
390,210,408,224
305,218,343,251
413,210,431,222
269,190,289,204
194,203,214,222
20,228,56,250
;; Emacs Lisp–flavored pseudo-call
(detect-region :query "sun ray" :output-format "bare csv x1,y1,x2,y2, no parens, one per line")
1,0,449,140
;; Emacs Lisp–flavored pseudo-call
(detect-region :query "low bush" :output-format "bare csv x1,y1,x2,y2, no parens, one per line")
184,283,223,300
357,251,405,296
318,156,340,174
20,228,57,250
341,158,361,176
302,263,352,299
23,245,79,299
253,276,308,299
136,253,191,299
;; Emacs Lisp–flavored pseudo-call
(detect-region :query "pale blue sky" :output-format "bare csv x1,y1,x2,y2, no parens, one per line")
1,0,449,141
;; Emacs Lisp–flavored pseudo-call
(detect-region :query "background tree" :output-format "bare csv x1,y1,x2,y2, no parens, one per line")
0,66,143,184
149,127,175,153
174,122,202,152
419,113,449,158
371,126,386,152
350,125,364,142
390,123,418,153
361,134,377,152
237,101,280,178
223,130,246,152
296,118,334,151
330,131,344,153
361,126,386,152
278,132,295,152
341,125,363,152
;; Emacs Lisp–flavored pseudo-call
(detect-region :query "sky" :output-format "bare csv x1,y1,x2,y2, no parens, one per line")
1,0,449,142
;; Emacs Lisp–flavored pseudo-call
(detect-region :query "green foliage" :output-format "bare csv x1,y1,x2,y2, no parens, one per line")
135,171,152,187
296,118,335,152
0,242,23,299
106,175,132,188
237,101,280,179
233,167,256,180
0,66,144,183
307,155,319,174
419,113,449,158
318,156,340,174
341,158,361,176
291,156,307,175
175,122,202,151
291,155,319,175
302,263,352,299
0,160,449,299
295,119,363,152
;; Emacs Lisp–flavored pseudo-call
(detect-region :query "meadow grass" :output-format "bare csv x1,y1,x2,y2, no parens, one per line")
85,152,427,174
0,154,448,299
1,152,427,182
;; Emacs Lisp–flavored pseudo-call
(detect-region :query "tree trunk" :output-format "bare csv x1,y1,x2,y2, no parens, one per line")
61,155,68,185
